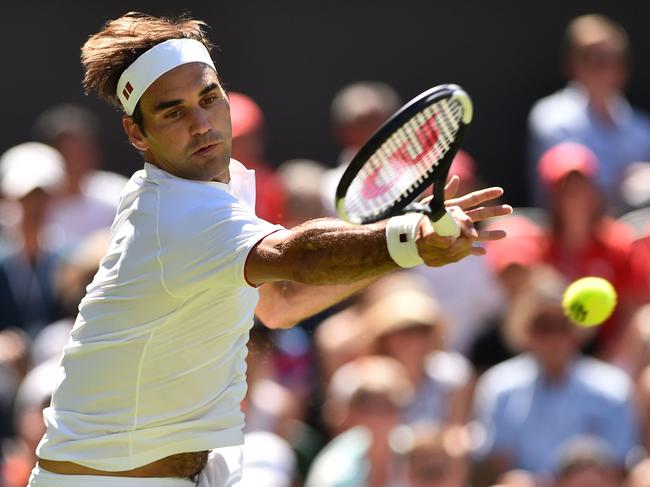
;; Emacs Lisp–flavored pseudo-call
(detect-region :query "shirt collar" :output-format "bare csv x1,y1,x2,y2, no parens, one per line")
531,354,579,388
142,162,231,193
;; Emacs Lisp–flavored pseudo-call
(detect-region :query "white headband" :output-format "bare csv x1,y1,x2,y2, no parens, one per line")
116,38,216,116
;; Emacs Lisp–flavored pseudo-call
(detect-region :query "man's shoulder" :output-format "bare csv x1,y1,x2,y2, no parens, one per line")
574,357,633,403
529,86,584,130
628,106,650,134
478,354,537,395
530,85,573,108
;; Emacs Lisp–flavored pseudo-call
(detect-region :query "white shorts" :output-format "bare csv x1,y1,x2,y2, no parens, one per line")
28,447,243,487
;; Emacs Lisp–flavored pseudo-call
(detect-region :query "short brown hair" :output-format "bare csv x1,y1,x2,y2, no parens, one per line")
565,14,629,61
81,12,214,110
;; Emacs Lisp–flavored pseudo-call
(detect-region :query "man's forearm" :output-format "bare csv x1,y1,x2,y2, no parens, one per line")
255,218,398,286
256,276,378,329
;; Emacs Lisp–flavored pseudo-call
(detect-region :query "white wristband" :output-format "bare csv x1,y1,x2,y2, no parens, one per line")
386,213,426,268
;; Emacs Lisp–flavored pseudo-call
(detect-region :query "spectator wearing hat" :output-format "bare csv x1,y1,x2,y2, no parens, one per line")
228,92,287,224
305,355,413,487
313,271,430,388
538,142,636,357
362,287,473,426
33,104,126,251
0,142,65,336
527,14,650,209
473,268,640,483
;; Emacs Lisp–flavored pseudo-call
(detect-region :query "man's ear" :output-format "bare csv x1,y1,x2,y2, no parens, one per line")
123,116,148,151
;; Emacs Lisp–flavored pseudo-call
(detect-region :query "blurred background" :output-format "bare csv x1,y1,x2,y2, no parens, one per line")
3,2,650,487
2,0,650,206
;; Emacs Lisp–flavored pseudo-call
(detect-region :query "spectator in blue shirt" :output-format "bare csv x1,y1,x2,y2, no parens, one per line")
527,14,650,210
473,267,640,483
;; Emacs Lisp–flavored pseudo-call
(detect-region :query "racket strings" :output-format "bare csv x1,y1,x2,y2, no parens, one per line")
346,98,464,219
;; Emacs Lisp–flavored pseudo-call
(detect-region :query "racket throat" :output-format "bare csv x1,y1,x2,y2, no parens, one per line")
402,200,443,220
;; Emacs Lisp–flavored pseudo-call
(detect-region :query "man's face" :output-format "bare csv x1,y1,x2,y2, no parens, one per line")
124,62,232,183
527,308,580,373
554,172,602,226
347,392,400,439
572,42,629,97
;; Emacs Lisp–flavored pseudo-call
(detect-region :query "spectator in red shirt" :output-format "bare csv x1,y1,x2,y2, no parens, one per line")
537,142,635,357
229,91,287,224
629,225,650,304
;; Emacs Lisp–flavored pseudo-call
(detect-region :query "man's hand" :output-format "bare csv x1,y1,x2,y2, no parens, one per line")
416,175,512,266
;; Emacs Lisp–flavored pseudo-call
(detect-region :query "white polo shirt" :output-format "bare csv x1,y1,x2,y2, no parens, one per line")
36,160,283,471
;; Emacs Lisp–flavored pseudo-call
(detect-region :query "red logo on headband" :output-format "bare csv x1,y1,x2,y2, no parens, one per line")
122,82,134,100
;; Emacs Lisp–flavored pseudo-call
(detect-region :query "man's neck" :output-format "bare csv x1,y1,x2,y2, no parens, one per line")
589,96,615,124
539,359,573,385
570,81,621,125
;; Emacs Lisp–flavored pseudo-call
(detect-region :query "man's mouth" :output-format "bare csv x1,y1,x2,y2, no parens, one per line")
192,142,220,156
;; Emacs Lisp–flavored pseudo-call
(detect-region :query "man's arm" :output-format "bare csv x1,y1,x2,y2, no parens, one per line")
249,216,474,329
256,277,377,329
247,212,481,285
250,181,511,328
248,218,396,286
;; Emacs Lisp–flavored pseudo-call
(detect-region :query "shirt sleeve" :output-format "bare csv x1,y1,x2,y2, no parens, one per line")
157,194,283,297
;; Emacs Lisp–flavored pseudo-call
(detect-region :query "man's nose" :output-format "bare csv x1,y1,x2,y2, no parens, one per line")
189,107,210,135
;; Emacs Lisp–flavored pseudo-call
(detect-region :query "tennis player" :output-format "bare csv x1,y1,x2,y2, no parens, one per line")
28,12,511,487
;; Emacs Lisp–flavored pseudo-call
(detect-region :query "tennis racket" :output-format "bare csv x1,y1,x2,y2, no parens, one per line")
335,84,473,237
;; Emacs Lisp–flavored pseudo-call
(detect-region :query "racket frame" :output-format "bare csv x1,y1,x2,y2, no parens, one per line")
335,84,473,225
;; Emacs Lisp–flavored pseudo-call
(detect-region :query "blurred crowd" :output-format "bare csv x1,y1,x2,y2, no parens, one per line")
1,12,650,487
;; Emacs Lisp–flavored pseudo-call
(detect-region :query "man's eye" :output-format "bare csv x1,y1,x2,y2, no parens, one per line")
165,110,181,119
203,96,217,105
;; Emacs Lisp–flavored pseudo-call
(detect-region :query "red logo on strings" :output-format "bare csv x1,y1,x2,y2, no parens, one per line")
361,114,440,199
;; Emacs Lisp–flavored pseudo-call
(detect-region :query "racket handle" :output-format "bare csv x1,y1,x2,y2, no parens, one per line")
431,210,461,238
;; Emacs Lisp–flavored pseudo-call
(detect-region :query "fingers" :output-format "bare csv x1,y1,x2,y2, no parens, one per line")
471,246,487,256
416,218,509,267
443,175,460,200
469,229,508,256
445,186,505,210
420,194,433,206
446,206,478,239
475,229,507,242
465,204,513,222
414,180,513,268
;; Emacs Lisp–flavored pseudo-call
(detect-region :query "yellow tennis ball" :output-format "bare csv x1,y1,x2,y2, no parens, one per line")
562,277,617,327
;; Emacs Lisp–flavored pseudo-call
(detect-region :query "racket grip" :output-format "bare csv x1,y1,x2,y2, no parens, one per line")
431,210,461,238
